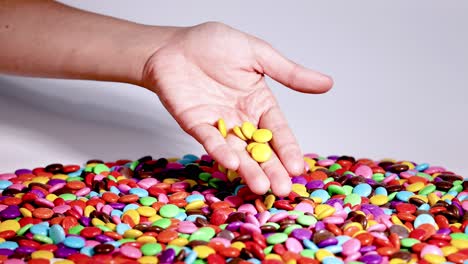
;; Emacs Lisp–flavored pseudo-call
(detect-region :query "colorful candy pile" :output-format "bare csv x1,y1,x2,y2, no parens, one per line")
0,154,467,264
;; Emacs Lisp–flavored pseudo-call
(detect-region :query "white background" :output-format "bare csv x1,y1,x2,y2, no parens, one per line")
1,1,467,175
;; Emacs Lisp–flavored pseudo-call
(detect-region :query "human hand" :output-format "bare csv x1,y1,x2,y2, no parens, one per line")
142,22,333,196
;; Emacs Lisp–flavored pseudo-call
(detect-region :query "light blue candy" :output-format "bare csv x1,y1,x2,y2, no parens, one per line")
183,154,199,162
383,208,393,215
336,235,350,246
30,223,49,236
110,186,121,195
106,241,121,248
0,180,12,190
322,256,344,264
88,191,99,198
185,250,198,264
123,204,139,212
310,189,331,202
49,224,66,244
303,239,319,251
415,163,429,171
448,190,458,196
129,188,148,198
248,259,261,264
418,204,430,211
175,212,187,221
111,209,123,217
177,159,192,165
63,236,85,249
353,183,372,197
344,207,352,214
325,245,342,254
186,215,206,222
186,194,205,203
396,191,413,202
414,214,436,228
116,223,131,235
375,187,388,196
68,169,83,177
0,241,18,250
80,246,94,256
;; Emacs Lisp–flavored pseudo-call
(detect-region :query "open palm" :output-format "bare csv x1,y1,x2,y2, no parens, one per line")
142,22,333,196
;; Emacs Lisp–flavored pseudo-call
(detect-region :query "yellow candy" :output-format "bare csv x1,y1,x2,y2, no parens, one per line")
123,209,140,225
241,121,256,140
163,178,178,184
52,174,68,180
344,222,363,231
85,205,96,217
370,194,389,206
184,179,198,187
315,249,333,261
105,223,116,231
441,246,458,256
251,143,272,163
441,194,454,201
252,128,273,143
148,215,162,222
54,261,74,264
264,194,275,209
19,208,32,217
137,236,157,244
227,170,239,182
137,206,157,217
423,254,446,264
246,142,260,153
292,184,307,194
31,250,54,259
31,176,49,184
401,161,415,169
265,254,282,260
0,219,20,232
193,245,215,259
91,218,105,227
124,229,143,238
310,197,322,203
304,157,316,171
231,241,246,250
217,118,227,138
186,201,205,210
233,126,247,141
389,258,408,264
412,195,428,203
428,193,441,206
451,239,468,249
286,260,297,264
169,237,189,247
45,194,58,202
0,238,4,243
406,182,425,192
217,163,226,173
391,215,404,225
315,204,336,220
138,256,159,264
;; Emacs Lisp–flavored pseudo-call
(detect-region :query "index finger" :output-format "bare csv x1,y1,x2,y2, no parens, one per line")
259,105,304,176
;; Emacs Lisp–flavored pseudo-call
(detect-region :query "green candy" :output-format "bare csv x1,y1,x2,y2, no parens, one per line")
140,197,157,206
342,185,353,195
323,177,334,184
208,178,225,189
263,222,280,230
96,225,112,232
189,227,215,242
198,172,211,181
159,204,179,218
219,224,227,230
300,249,316,258
416,172,432,180
266,233,288,244
152,218,171,229
68,225,84,235
328,185,345,195
129,160,139,171
328,163,342,172
451,233,468,240
453,180,463,186
34,234,53,244
93,164,110,174
372,173,385,182
193,260,206,264
284,224,302,234
141,243,162,256
344,193,361,206
107,175,117,182
179,233,189,239
297,215,317,227
343,171,355,176
401,238,420,247
264,245,273,255
419,184,436,195
59,193,76,201
66,177,83,182
288,210,304,217
388,192,398,201
449,185,463,193
118,238,136,244
17,224,33,236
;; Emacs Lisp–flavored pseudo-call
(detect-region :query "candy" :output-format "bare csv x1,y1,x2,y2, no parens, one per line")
0,154,466,263
251,143,273,163
217,118,227,138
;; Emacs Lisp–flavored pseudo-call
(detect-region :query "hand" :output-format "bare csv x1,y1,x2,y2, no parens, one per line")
142,22,333,196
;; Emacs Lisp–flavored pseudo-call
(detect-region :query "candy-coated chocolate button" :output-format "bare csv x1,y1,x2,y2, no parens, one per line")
252,129,273,143
251,143,272,163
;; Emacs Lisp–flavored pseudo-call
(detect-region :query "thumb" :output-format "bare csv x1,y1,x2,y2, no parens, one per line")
253,39,333,94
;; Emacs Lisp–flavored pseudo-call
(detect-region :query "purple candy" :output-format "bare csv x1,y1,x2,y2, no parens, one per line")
306,180,324,189
226,221,243,232
159,248,176,263
31,189,45,198
55,247,77,258
79,216,91,227
360,245,376,253
15,169,32,175
0,205,21,219
327,155,340,161
291,176,307,185
95,234,114,243
437,228,451,235
109,203,125,210
0,249,14,256
15,246,36,254
291,228,313,240
326,198,344,206
359,254,383,264
317,237,338,248
48,179,66,185
314,221,325,231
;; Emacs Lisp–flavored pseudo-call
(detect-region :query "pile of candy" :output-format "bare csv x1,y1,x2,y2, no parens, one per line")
0,154,467,264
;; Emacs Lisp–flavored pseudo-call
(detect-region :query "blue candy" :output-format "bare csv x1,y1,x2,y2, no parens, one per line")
310,189,331,202
414,214,436,228
129,188,148,197
186,194,205,203
63,236,86,249
396,191,414,202
375,186,388,196
353,183,372,197
0,180,12,190
116,223,131,235
49,224,66,244
0,241,18,250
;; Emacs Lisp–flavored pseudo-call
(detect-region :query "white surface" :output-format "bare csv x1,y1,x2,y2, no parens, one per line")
1,1,467,175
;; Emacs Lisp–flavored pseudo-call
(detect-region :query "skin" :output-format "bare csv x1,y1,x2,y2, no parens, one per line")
0,1,333,196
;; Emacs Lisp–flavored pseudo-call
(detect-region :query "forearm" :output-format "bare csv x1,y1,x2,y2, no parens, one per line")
0,0,179,85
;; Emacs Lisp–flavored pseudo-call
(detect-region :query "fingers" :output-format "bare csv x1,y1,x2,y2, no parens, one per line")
253,39,333,94
189,124,240,171
259,106,305,176
227,136,271,195
260,151,292,197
